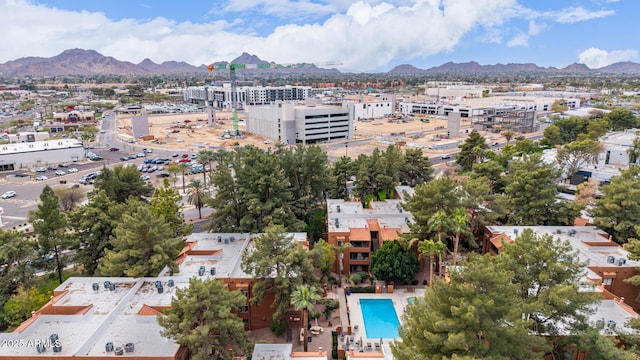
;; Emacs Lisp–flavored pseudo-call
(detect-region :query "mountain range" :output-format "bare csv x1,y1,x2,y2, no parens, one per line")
1,49,640,77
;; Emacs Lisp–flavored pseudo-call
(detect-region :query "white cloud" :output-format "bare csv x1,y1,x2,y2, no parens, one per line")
544,6,614,24
507,33,528,47
0,0,621,72
0,0,524,71
578,48,638,68
527,20,545,36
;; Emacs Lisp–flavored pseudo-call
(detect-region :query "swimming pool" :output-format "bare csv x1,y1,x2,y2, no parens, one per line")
359,299,400,338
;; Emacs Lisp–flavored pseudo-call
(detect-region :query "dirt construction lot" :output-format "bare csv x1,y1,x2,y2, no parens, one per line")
117,112,505,159
116,111,271,152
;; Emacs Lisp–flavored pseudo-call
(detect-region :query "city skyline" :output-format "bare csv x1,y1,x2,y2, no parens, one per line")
1,0,637,72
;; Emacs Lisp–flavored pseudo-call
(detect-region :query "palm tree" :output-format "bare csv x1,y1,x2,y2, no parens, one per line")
449,208,471,266
177,162,189,194
427,209,450,244
417,239,446,287
187,179,207,219
196,150,214,187
331,242,352,285
291,285,321,352
502,129,514,145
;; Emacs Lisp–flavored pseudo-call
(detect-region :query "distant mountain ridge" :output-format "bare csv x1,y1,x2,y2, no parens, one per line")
1,48,640,77
387,60,640,75
0,49,340,77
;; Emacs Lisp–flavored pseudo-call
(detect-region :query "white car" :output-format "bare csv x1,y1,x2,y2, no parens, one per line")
67,168,79,173
36,167,47,172
1,191,16,199
441,154,452,159
55,170,66,176
36,175,48,181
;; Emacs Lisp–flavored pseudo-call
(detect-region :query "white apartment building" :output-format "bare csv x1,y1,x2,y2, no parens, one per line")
183,85,313,110
246,100,353,144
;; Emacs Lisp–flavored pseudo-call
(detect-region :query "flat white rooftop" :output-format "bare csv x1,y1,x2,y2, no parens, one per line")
327,199,413,233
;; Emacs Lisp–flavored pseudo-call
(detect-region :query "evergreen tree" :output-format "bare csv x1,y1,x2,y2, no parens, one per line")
399,147,433,186
0,229,35,314
33,185,69,284
329,155,352,199
241,225,318,323
456,131,488,172
158,278,250,360
590,166,640,243
93,164,153,203
405,176,463,240
208,151,245,231
606,108,638,131
392,253,537,359
504,154,563,225
68,190,121,275
97,201,182,277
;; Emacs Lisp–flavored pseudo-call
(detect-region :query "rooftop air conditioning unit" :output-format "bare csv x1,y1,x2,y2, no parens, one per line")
617,258,627,266
104,281,111,289
155,280,162,288
115,346,124,355
36,343,46,353
109,283,116,291
157,285,164,294
556,229,562,234
198,266,206,276
230,236,235,242
514,229,519,235
335,218,340,228
224,238,229,244
125,343,135,353
52,344,62,353
105,342,114,352
595,318,605,329
210,267,216,275
218,236,222,243
607,256,616,264
607,320,617,329
337,205,341,213
168,279,174,287
604,328,615,335
92,283,99,291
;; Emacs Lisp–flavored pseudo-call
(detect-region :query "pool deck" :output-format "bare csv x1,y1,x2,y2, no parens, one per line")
341,287,425,352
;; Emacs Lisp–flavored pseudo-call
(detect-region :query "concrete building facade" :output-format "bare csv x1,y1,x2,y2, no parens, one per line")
246,101,353,144
0,138,84,170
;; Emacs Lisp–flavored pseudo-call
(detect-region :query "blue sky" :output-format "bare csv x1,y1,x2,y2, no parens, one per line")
0,0,637,72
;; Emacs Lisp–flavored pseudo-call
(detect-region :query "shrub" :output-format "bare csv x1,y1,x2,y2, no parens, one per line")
321,299,340,311
410,279,419,285
328,275,337,285
269,318,285,336
357,271,368,281
350,273,362,284
349,285,375,293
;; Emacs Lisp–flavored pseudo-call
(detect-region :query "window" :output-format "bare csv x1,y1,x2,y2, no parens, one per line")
240,305,249,313
240,289,248,297
243,319,249,325
603,278,613,286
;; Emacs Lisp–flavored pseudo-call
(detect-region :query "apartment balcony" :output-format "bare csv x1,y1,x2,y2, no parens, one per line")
350,241,370,248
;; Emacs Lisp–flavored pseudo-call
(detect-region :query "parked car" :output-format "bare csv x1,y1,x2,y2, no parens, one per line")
58,163,68,168
55,170,66,176
136,153,145,158
109,147,119,152
47,165,56,170
140,175,151,181
441,154,452,159
36,167,47,172
143,148,153,154
1,191,16,199
67,168,79,173
156,172,171,178
171,153,179,158
35,175,48,181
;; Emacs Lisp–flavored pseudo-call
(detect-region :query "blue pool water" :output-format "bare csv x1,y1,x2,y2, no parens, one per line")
359,299,400,338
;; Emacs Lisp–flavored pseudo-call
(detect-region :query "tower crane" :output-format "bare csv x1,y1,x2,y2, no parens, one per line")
207,61,341,135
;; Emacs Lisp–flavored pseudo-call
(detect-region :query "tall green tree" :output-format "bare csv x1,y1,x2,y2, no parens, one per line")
150,179,192,236
187,179,207,219
0,229,35,314
158,278,250,360
329,155,352,200
405,176,463,240
331,242,352,285
627,135,640,165
241,225,318,324
399,147,433,186
370,240,419,284
392,253,537,359
291,285,322,352
309,239,335,280
504,154,564,225
93,164,153,203
606,108,638,131
33,185,69,284
280,145,331,220
97,201,182,277
68,190,121,276
208,151,244,232
456,131,488,172
497,229,596,350
590,166,640,244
